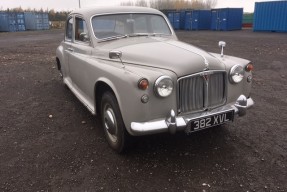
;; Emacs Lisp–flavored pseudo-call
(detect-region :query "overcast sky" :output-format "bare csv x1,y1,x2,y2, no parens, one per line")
0,0,279,13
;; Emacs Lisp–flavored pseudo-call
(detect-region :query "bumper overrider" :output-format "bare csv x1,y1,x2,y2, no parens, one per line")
131,95,254,135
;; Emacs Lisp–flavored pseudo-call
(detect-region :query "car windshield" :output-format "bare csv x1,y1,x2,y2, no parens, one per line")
91,13,172,40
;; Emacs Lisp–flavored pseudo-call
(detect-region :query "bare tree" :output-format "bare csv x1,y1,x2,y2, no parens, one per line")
120,1,134,6
204,0,217,9
135,0,148,7
150,0,175,10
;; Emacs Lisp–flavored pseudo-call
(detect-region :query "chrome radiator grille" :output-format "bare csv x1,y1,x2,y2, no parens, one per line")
178,71,226,113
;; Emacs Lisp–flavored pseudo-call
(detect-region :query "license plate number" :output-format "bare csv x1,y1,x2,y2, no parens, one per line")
187,110,234,132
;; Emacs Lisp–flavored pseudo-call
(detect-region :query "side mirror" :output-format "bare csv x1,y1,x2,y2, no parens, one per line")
109,50,125,69
79,32,90,42
218,41,226,57
109,50,122,59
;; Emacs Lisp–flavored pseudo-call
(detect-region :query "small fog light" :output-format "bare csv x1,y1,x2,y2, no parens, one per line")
247,75,252,83
141,94,149,103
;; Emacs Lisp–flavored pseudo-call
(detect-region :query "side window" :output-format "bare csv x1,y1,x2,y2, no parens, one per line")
75,17,90,43
66,17,73,40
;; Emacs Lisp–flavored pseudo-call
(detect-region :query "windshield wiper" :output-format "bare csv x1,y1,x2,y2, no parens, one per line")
150,33,171,37
98,34,128,43
127,33,150,37
128,33,170,37
98,33,170,42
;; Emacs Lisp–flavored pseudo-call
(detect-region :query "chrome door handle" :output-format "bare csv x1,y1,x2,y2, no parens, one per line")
67,48,74,52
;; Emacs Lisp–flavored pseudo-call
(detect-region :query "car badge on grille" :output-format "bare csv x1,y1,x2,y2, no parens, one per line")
200,71,213,82
202,74,209,81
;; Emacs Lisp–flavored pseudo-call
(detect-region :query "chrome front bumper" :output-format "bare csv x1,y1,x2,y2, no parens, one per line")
130,95,254,136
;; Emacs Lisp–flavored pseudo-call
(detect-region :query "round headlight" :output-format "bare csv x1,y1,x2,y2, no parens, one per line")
230,65,244,84
154,76,173,97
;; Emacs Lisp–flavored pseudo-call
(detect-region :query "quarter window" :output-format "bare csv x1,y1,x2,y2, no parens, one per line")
66,17,73,40
75,17,89,42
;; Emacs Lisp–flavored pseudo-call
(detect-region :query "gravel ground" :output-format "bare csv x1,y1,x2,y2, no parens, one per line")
0,29,286,191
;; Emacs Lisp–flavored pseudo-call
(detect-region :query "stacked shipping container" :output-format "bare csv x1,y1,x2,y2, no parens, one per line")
243,14,253,28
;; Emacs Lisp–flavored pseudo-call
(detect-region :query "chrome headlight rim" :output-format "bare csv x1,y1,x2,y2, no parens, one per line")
229,65,244,84
154,76,174,98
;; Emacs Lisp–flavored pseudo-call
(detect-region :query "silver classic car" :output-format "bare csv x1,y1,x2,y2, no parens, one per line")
56,6,254,152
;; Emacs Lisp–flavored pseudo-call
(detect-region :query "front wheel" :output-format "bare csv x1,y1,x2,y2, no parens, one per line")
101,92,129,153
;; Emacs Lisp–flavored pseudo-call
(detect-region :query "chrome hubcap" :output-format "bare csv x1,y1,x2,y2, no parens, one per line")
103,105,117,143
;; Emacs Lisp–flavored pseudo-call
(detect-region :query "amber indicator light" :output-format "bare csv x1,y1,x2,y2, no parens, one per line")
138,79,149,90
245,63,254,72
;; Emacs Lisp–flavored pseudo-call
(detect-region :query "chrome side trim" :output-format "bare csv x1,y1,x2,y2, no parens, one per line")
130,95,254,136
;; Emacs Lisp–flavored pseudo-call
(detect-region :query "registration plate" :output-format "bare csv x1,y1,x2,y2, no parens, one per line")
186,110,234,133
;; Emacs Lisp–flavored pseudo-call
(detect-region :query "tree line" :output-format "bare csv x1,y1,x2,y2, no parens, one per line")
1,0,217,22
121,0,217,10
0,7,69,21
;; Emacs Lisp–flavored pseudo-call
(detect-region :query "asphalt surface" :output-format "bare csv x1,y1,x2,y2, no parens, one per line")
0,29,286,191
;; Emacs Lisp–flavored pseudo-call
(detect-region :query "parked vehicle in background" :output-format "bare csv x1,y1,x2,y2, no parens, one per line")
56,6,254,153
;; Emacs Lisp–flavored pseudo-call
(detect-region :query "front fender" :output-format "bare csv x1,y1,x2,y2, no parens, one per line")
210,53,253,103
93,60,178,135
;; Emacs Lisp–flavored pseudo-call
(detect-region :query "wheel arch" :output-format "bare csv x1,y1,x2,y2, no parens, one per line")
94,79,121,116
56,44,64,71
56,57,61,70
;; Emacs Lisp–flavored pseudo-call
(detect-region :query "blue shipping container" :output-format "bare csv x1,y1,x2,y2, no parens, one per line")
15,13,26,31
173,12,180,30
0,12,26,32
185,10,211,30
0,12,9,32
180,10,186,30
254,1,287,32
194,10,211,30
167,12,174,27
185,11,192,30
24,12,49,30
211,8,243,31
167,11,180,30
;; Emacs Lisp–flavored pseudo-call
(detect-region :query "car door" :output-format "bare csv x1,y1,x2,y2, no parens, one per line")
62,16,74,83
68,16,94,106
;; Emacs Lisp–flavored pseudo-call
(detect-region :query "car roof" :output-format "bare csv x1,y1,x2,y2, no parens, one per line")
70,6,163,18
